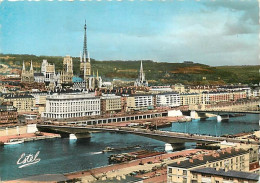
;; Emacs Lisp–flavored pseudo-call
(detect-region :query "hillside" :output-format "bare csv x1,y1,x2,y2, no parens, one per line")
0,54,259,85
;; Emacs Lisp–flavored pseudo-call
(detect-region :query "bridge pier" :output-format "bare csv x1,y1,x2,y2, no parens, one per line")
74,133,91,139
170,143,185,150
69,134,77,139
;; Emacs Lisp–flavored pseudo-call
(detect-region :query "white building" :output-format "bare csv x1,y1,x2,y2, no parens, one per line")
43,92,100,119
34,73,45,83
41,59,57,83
149,86,173,94
252,87,260,97
126,94,154,111
156,92,180,107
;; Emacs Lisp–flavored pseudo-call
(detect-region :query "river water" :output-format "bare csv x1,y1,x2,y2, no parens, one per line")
0,113,258,181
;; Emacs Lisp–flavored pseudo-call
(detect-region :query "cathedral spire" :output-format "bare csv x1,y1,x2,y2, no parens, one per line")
30,60,33,71
83,20,88,63
139,60,145,82
87,52,90,63
140,60,143,74
80,51,82,62
22,61,25,71
83,58,86,80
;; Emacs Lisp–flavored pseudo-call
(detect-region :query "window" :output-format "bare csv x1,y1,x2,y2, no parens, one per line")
183,170,187,175
183,178,187,183
168,168,172,173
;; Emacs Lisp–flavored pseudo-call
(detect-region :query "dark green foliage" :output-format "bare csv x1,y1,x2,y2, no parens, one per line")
0,53,259,85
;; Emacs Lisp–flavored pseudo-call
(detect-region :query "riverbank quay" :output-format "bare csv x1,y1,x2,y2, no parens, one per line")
64,149,208,183
0,132,60,144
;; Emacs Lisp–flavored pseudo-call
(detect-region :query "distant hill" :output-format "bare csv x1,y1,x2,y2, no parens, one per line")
0,53,259,85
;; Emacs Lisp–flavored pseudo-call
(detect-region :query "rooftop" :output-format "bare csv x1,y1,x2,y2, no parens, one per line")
168,148,248,169
47,92,97,100
34,73,44,77
191,167,259,181
156,92,179,95
3,94,34,99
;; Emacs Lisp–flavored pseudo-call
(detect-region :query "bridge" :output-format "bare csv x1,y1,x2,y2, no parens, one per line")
36,124,260,146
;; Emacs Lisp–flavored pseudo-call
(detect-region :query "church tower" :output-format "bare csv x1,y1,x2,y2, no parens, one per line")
21,61,34,83
134,61,148,87
61,55,73,84
80,21,91,80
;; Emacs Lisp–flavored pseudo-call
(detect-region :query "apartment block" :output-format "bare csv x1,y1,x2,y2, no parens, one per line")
3,94,35,113
167,148,250,183
101,95,122,114
156,92,180,107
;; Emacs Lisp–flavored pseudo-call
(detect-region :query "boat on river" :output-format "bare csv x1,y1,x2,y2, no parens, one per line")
4,139,24,145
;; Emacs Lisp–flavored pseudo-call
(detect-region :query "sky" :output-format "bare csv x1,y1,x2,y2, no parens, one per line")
0,0,259,66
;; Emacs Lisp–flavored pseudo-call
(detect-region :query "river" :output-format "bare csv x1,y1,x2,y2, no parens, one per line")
0,113,258,181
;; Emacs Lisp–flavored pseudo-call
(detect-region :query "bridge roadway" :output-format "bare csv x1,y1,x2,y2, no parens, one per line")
196,110,260,114
37,124,260,145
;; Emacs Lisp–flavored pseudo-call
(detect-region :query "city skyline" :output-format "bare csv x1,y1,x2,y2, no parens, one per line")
0,0,258,66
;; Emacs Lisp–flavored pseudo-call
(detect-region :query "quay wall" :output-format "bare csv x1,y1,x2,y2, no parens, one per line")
0,125,30,136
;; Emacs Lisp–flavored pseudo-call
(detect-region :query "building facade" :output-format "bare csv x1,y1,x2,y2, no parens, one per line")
43,92,100,119
156,92,180,107
3,94,35,113
100,95,122,114
126,94,154,111
0,102,18,125
167,148,250,183
180,93,202,106
190,167,259,183
41,59,57,83
34,73,45,83
149,86,173,94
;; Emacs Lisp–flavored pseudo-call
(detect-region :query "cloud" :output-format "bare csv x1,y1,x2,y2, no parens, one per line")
202,0,258,24
223,20,256,35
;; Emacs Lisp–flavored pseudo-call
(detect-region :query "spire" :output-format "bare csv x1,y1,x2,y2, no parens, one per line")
87,52,90,63
84,58,86,80
30,60,33,71
22,61,25,71
139,60,144,81
80,51,82,62
140,60,143,74
83,20,87,63
96,70,99,79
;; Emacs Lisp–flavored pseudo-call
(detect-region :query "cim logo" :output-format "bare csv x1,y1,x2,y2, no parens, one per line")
17,151,41,168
